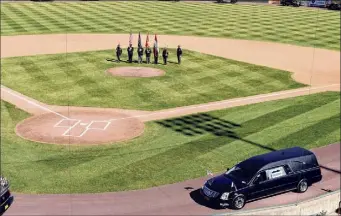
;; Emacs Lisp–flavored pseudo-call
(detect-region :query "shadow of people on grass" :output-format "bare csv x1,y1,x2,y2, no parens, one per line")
106,58,129,63
156,113,275,152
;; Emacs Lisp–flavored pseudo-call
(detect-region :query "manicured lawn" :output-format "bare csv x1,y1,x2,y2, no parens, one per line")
1,2,340,50
1,91,339,194
1,49,305,110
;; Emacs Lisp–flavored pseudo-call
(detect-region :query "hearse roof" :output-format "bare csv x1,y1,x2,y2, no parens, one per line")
238,147,314,171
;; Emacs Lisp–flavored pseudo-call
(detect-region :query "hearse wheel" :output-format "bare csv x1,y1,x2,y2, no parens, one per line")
232,195,246,210
297,179,308,193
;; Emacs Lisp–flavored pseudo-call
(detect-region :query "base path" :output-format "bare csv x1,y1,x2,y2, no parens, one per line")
6,143,340,215
2,83,339,145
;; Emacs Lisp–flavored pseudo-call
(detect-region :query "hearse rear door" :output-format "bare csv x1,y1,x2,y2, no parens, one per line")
248,166,296,200
248,171,278,200
264,165,299,193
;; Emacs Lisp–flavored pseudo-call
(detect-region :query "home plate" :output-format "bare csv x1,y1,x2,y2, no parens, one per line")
80,123,88,126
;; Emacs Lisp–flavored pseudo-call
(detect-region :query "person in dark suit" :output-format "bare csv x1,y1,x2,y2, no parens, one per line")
162,47,169,65
116,44,122,62
137,46,144,64
153,44,159,64
145,45,152,64
177,45,182,64
127,44,134,63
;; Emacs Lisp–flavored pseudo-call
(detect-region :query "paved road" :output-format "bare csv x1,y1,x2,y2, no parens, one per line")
6,143,340,215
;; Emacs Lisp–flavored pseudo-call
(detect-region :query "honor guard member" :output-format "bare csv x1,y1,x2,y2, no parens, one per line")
145,45,152,64
177,45,182,64
137,46,144,64
127,44,134,63
162,47,169,65
153,44,159,64
116,43,122,62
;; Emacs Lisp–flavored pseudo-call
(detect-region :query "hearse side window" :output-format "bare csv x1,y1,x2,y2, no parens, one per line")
283,164,293,174
253,171,267,184
265,166,287,180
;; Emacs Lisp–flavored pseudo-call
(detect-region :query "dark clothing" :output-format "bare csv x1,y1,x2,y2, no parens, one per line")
137,47,144,63
145,48,152,64
153,47,159,64
162,49,169,65
145,48,152,57
177,47,182,64
177,47,182,56
116,46,122,61
137,47,144,56
127,46,134,63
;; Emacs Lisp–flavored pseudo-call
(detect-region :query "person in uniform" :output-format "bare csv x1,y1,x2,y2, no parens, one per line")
177,45,182,64
145,45,152,64
137,46,144,64
162,47,169,65
153,44,159,64
116,43,122,62
127,44,134,63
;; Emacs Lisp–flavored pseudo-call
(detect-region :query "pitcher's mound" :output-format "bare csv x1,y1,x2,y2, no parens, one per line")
106,67,165,77
15,110,144,145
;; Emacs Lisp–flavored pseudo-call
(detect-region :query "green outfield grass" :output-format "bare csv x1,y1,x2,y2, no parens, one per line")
1,91,340,194
1,49,305,110
1,2,340,50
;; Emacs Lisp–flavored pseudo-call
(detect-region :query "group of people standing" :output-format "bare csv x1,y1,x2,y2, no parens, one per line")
115,32,183,65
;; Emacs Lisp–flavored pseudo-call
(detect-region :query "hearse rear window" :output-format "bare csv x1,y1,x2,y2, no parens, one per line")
265,166,287,180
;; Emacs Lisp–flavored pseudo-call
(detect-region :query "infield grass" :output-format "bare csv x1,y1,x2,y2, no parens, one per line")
1,49,305,110
1,91,340,194
1,2,340,50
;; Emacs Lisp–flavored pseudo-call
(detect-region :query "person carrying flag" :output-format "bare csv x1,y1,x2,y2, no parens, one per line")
153,34,159,64
127,43,134,63
145,33,152,64
137,32,144,64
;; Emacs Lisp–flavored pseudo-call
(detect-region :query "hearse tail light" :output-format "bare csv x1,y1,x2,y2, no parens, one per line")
220,192,230,200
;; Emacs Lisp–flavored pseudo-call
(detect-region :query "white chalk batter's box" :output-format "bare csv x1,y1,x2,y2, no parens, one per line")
54,119,111,137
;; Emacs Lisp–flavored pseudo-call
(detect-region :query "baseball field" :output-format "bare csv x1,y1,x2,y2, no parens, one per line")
0,0,340,199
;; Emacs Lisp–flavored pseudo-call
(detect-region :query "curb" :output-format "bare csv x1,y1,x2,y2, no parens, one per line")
214,190,341,216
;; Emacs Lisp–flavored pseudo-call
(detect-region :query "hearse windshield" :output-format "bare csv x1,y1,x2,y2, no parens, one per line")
224,165,256,183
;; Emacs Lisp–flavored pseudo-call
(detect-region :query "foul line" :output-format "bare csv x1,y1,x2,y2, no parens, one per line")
1,85,70,120
107,84,340,122
2,84,340,125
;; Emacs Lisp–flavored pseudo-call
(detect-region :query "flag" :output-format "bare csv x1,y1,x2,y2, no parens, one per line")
129,30,133,45
138,32,142,48
145,33,149,47
153,34,159,55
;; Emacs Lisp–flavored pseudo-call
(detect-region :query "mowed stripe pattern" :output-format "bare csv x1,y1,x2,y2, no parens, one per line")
0,49,305,110
1,92,340,193
1,2,340,50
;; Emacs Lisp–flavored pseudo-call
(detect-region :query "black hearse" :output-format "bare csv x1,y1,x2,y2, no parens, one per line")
200,147,322,210
0,177,13,216
280,0,302,6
